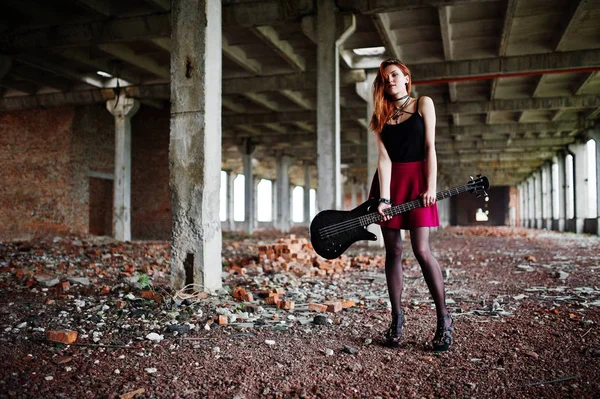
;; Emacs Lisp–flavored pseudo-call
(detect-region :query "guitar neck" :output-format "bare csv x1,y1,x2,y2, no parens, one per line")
361,184,472,226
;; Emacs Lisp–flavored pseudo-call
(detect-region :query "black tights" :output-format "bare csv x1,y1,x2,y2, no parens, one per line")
382,227,448,319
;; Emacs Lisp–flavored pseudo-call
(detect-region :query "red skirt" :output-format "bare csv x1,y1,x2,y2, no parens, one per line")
369,160,439,230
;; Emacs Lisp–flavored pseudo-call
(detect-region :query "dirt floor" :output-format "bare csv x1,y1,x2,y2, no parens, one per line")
0,226,599,399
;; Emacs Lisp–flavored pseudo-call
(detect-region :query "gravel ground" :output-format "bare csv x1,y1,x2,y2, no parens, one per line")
0,226,599,399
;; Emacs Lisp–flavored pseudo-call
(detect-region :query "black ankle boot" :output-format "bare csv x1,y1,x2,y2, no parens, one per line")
385,311,405,347
432,314,453,352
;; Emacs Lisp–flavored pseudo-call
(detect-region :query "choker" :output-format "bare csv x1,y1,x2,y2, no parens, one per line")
392,94,409,102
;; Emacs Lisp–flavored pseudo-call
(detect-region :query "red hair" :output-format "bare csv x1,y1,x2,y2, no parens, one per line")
369,59,412,134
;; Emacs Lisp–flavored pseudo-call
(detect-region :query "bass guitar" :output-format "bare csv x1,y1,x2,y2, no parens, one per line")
310,175,489,259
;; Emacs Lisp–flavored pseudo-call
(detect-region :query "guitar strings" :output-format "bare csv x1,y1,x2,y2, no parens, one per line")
318,185,471,239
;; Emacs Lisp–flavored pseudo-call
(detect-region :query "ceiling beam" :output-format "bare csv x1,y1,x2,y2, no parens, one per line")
11,64,71,92
223,70,365,94
222,36,262,75
372,13,401,60
97,43,169,79
411,50,600,83
252,26,306,71
16,55,104,88
280,90,314,109
554,0,585,52
0,88,111,112
336,0,502,14
573,72,597,95
222,0,314,28
144,0,170,11
0,13,170,53
73,0,111,16
0,76,38,95
438,95,600,115
56,48,142,84
437,122,575,136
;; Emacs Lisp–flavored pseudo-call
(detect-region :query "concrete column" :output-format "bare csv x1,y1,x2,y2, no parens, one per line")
239,140,256,234
356,71,384,246
316,1,355,213
542,162,553,229
590,128,600,236
351,178,357,209
535,171,543,228
276,154,292,232
106,93,139,241
556,152,567,231
226,170,236,231
527,177,534,228
518,183,525,227
272,178,278,227
569,143,588,233
549,158,558,230
361,183,367,204
253,176,260,230
303,162,311,223
169,0,222,292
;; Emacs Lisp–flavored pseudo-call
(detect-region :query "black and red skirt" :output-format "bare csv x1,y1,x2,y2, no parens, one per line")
369,160,440,230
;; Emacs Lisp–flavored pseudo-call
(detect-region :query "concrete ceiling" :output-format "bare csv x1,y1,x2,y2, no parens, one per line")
0,0,599,190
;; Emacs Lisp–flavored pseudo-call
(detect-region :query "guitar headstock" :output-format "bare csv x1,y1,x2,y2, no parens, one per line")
467,175,490,198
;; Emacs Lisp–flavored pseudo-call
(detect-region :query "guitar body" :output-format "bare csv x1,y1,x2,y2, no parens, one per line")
310,175,490,260
309,199,380,259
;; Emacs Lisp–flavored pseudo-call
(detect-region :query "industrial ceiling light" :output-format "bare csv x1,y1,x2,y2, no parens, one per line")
97,70,113,78
352,46,386,56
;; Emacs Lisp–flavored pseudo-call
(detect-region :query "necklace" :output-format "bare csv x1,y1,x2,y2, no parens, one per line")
392,96,411,124
392,94,409,102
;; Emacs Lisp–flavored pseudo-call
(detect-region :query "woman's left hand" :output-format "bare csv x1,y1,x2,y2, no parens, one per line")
420,189,436,207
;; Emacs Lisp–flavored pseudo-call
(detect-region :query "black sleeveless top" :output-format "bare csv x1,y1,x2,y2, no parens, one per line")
381,97,425,162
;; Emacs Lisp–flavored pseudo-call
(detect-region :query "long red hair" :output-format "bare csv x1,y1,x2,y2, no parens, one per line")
369,59,412,134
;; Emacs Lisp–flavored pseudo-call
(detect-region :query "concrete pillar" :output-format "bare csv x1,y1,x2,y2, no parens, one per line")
565,151,575,231
271,177,278,227
303,162,311,223
534,170,543,229
542,162,553,229
590,128,600,236
549,159,558,230
527,177,534,228
569,143,588,233
518,183,525,227
316,1,355,213
276,155,292,232
556,152,567,231
356,71,384,246
253,176,260,230
351,178,357,209
361,183,367,204
226,170,236,231
169,0,222,292
106,93,139,241
239,140,256,234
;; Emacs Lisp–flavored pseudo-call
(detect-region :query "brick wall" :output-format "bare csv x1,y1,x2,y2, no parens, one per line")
0,104,172,241
131,106,171,240
0,107,77,240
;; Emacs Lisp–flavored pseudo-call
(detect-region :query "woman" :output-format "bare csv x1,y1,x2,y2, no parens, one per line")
369,59,453,351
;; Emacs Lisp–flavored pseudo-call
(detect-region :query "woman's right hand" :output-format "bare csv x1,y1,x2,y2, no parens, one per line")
378,202,391,221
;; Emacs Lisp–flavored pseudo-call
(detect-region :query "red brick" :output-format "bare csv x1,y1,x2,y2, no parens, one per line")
277,300,295,310
217,315,228,325
141,290,154,299
308,303,328,312
325,302,343,313
342,299,356,309
46,330,78,344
